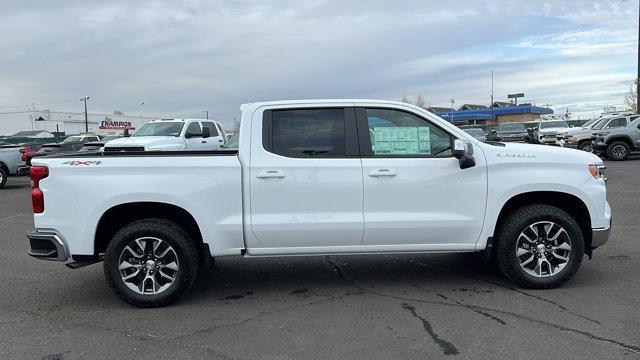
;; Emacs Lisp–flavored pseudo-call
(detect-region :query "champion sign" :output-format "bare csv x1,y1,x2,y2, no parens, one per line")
99,117,136,131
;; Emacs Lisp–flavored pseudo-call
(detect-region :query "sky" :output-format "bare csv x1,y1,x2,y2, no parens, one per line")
0,0,638,133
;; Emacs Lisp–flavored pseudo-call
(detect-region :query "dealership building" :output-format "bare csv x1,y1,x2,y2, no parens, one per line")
429,102,554,125
3,110,163,136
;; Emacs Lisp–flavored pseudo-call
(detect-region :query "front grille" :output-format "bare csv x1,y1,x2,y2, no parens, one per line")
104,146,145,152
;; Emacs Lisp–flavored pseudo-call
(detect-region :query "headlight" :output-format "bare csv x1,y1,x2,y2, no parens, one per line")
589,164,606,180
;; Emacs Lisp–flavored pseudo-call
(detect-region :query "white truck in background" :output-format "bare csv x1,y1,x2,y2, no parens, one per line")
27,99,611,307
104,119,226,152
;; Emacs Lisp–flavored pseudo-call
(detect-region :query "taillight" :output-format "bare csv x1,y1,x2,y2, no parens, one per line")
30,166,48,213
20,147,27,162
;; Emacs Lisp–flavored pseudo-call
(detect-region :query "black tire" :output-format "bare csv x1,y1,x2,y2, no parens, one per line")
104,218,199,307
495,204,584,289
606,141,630,161
577,141,593,152
0,166,7,188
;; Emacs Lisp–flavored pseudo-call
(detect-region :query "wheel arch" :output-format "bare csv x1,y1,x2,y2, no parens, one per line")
493,191,592,255
606,135,633,147
94,202,206,259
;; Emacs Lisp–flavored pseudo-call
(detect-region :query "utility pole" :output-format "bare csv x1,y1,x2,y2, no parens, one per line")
203,110,209,119
637,0,640,113
81,96,90,133
491,69,494,124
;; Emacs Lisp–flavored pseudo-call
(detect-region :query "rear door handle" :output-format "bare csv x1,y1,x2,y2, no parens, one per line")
368,169,397,177
256,170,285,179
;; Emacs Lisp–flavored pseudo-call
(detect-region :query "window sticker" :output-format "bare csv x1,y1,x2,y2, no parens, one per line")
372,127,431,155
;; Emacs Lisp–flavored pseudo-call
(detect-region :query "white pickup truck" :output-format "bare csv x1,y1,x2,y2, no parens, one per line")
27,100,611,307
103,118,227,152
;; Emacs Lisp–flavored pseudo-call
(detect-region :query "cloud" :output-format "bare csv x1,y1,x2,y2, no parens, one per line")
0,0,637,134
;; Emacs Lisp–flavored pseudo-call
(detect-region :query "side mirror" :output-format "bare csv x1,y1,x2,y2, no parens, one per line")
185,131,202,139
453,139,476,169
202,126,211,138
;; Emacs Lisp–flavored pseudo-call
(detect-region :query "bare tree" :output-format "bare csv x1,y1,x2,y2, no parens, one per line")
624,85,637,113
401,95,411,104
414,95,427,109
603,105,617,113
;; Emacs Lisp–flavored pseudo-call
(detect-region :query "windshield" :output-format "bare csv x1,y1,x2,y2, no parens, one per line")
463,128,484,136
581,118,599,128
591,118,614,130
222,135,239,149
63,136,83,142
133,122,184,137
498,123,525,132
540,121,568,129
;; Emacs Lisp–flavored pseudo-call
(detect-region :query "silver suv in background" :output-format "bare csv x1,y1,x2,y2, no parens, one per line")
592,116,640,160
564,114,637,152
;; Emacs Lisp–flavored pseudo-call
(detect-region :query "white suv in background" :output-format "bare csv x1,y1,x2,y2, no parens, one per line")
104,119,227,152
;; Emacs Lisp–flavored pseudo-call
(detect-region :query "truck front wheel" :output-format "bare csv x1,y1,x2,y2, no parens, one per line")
495,205,584,289
103,218,199,307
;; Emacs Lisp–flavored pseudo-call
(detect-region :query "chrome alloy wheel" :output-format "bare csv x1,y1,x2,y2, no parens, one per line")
611,144,627,159
515,221,572,277
118,237,179,295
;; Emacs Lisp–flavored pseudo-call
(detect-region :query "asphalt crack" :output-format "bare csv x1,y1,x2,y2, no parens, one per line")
404,257,602,325
401,303,460,356
324,256,640,355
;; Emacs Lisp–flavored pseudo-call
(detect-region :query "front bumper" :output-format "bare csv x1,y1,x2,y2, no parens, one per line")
27,230,68,261
591,227,611,249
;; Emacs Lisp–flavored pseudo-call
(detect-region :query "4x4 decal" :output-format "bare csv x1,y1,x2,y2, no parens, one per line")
61,160,103,166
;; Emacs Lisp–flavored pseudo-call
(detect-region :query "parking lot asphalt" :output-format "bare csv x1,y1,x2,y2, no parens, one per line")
1,156,639,360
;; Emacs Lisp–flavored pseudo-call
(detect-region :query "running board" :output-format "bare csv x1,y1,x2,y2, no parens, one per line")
66,256,103,269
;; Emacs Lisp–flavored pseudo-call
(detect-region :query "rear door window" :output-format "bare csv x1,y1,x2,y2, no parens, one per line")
202,122,220,137
266,108,347,157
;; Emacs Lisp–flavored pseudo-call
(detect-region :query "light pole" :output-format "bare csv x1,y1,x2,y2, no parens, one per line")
203,110,209,119
81,96,90,133
637,0,639,113
450,98,455,122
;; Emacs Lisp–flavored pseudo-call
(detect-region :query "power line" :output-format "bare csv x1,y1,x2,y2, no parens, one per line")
0,98,79,109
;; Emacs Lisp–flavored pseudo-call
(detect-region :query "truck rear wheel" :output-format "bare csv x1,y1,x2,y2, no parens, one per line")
0,166,7,188
495,205,584,289
103,218,199,307
606,141,630,161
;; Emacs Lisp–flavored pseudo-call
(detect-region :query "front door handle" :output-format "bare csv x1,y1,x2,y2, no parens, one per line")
201,141,207,143
368,169,397,177
256,170,285,179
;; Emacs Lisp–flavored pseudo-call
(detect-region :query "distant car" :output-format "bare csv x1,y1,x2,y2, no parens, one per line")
462,128,486,141
496,122,528,142
564,115,637,152
533,120,571,145
34,142,85,158
221,134,239,149
592,116,640,161
77,136,123,153
63,134,100,143
0,144,26,188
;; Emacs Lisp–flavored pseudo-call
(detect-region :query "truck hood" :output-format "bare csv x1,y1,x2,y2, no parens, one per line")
483,141,601,165
564,126,590,136
538,127,570,134
104,136,184,149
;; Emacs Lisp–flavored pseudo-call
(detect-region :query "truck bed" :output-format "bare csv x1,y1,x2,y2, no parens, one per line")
31,151,244,257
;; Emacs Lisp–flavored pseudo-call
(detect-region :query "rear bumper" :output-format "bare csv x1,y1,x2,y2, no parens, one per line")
17,166,30,176
27,230,68,261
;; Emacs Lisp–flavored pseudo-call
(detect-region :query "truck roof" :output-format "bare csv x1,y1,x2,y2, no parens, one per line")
149,118,219,123
240,99,414,110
